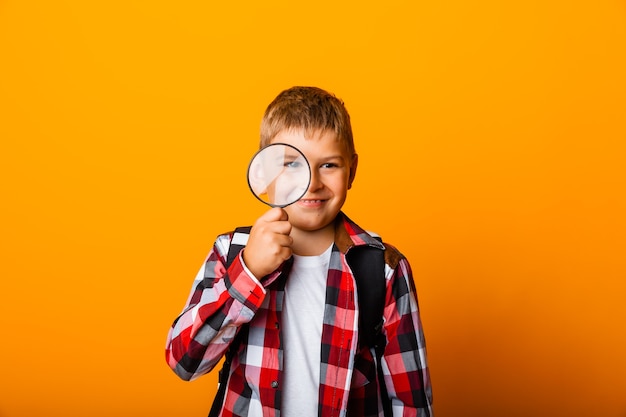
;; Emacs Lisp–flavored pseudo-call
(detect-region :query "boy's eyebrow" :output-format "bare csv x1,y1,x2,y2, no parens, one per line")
318,155,345,161
307,155,348,166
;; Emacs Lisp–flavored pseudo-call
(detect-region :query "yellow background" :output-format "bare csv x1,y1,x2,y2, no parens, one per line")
1,1,625,416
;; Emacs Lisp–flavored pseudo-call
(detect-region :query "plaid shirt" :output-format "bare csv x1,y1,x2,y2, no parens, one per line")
166,212,433,417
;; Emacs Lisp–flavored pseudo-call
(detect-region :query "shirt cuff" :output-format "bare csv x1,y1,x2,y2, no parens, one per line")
224,251,267,310
239,251,266,294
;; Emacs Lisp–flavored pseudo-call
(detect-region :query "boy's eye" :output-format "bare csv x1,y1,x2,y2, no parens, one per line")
285,160,303,168
321,163,338,169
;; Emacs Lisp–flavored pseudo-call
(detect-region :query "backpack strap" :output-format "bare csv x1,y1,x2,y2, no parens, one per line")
345,240,385,349
346,240,392,417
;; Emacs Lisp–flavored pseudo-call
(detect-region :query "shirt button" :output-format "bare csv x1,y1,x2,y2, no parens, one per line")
271,381,279,388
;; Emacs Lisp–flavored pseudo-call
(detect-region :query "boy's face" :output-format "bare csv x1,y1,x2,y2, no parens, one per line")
270,129,357,234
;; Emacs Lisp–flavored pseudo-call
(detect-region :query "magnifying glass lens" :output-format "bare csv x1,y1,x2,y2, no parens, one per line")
247,143,311,207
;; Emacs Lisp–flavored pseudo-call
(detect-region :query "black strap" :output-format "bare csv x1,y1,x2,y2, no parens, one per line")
345,242,385,349
346,242,392,417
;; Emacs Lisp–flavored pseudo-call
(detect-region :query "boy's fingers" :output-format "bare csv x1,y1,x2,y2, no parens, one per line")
272,221,292,236
276,233,293,248
260,207,289,222
255,208,291,236
243,207,293,277
278,246,293,262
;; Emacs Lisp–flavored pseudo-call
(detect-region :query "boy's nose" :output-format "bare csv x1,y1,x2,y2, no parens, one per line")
307,169,323,192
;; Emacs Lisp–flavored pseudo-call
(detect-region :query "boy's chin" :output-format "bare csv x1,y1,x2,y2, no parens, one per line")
286,212,337,233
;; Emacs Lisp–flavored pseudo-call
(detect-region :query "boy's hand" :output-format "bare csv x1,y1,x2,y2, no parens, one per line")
242,207,293,279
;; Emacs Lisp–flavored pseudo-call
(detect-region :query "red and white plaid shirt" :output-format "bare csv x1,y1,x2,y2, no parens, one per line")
166,213,433,417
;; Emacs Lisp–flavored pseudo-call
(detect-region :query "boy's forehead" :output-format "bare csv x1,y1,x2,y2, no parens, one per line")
270,127,336,141
270,128,349,156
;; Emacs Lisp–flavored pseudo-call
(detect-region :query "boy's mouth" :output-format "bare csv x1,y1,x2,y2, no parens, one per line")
298,198,326,205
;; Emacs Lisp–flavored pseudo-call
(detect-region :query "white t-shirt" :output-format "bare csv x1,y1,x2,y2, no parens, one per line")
281,244,332,416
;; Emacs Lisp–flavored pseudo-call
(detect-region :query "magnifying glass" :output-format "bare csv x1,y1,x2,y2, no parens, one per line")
247,143,311,207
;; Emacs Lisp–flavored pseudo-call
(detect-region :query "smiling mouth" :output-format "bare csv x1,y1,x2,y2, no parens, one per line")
299,199,326,204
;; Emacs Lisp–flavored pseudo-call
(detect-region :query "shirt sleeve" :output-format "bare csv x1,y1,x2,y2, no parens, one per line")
382,256,434,417
165,233,267,381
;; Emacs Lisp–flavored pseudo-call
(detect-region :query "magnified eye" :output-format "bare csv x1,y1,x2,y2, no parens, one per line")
248,143,311,208
285,160,303,168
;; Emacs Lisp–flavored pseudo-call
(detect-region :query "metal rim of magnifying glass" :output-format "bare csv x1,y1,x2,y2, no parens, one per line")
246,142,312,208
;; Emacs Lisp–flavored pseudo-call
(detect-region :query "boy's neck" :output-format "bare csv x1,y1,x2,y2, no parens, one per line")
290,223,335,256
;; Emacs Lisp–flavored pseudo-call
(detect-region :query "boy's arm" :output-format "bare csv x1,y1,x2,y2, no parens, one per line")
382,255,434,417
165,233,267,381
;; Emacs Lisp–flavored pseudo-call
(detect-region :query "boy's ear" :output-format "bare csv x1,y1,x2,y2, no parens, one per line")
248,163,268,197
348,153,358,189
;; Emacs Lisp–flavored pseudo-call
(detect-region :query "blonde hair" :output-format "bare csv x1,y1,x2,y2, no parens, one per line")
260,86,355,155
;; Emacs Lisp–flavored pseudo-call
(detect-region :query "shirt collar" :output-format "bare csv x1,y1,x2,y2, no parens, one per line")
334,212,385,254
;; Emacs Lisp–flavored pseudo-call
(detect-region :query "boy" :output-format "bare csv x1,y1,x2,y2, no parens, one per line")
165,86,433,417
